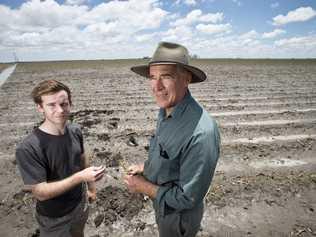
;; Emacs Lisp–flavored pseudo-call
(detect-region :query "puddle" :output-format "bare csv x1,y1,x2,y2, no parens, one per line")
0,64,17,87
250,158,307,169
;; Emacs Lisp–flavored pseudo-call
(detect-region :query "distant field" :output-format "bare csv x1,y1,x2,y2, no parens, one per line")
0,59,315,237
0,63,13,73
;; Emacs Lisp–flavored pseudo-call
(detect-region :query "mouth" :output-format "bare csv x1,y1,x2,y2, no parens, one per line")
155,92,168,97
56,115,68,119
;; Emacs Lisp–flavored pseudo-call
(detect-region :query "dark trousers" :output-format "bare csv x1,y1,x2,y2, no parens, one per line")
156,203,204,237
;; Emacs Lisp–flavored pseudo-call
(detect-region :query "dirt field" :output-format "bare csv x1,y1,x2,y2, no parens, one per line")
0,59,315,237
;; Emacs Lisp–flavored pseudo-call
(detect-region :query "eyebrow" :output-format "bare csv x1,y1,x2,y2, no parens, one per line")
46,100,69,106
149,72,176,78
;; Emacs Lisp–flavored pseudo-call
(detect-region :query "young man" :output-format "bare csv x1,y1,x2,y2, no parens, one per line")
125,42,220,237
16,80,105,237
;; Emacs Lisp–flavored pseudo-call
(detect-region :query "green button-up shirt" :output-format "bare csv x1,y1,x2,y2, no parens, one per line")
143,90,220,217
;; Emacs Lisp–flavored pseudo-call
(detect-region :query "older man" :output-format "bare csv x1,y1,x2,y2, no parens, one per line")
124,42,220,237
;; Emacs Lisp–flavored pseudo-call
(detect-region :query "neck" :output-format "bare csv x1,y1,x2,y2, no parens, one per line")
39,120,67,135
165,107,174,117
164,90,189,117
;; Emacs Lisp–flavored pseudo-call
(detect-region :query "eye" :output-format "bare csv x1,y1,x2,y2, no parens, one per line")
61,102,69,107
160,75,174,80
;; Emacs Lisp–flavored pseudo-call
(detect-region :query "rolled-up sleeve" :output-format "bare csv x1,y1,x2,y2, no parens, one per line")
153,124,220,217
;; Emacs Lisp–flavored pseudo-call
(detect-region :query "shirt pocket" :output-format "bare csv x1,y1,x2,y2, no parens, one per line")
148,135,156,156
157,143,180,185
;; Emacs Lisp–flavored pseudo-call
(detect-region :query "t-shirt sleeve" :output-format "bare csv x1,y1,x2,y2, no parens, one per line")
16,144,47,185
75,125,84,154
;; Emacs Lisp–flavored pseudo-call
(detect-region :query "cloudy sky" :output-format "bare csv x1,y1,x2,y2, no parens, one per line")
0,0,316,62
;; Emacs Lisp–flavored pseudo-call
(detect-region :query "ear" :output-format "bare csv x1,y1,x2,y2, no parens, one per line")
186,72,192,86
37,104,44,113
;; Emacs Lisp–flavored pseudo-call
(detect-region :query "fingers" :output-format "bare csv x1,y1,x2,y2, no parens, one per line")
86,186,97,203
94,165,105,173
127,165,140,175
123,174,132,185
127,165,135,175
87,193,96,203
95,166,105,176
95,172,104,182
82,166,106,182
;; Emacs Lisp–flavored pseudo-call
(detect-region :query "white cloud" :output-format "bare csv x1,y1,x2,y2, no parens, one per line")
273,7,316,26
84,0,167,31
135,33,157,42
275,35,316,48
0,0,88,33
162,25,193,42
0,0,315,61
184,0,197,6
262,29,285,39
0,0,167,51
196,23,231,35
171,9,223,27
270,2,279,9
65,0,88,5
239,30,259,39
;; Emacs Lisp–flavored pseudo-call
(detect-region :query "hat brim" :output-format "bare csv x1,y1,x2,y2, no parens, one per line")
131,63,206,83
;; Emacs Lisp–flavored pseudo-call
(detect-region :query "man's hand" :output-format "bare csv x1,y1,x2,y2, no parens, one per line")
124,174,146,193
124,174,158,199
127,163,144,175
77,166,105,182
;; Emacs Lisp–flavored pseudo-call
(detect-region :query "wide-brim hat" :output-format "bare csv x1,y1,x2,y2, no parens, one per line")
131,42,206,83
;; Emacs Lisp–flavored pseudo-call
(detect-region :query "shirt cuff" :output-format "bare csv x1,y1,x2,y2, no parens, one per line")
153,185,171,218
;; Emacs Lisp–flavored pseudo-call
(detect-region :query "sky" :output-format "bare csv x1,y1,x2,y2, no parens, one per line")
0,0,316,62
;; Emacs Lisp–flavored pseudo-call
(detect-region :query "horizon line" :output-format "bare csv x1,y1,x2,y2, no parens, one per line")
1,57,316,64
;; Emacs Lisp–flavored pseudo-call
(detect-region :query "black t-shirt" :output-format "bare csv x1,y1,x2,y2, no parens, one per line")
16,123,84,217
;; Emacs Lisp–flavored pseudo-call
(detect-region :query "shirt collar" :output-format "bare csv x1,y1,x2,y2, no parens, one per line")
158,90,192,121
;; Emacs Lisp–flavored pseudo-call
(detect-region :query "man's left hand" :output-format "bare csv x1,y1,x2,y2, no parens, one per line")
124,174,146,193
87,185,97,202
124,175,159,198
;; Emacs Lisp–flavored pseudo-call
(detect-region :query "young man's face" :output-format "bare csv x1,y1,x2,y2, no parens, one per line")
149,64,190,110
37,90,71,126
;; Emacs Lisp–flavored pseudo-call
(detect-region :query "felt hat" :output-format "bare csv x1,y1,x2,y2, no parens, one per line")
131,42,206,83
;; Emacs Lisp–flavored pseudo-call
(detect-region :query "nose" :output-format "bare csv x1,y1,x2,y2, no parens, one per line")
152,79,164,91
56,104,64,113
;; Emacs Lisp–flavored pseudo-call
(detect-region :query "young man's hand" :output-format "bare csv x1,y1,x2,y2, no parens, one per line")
78,166,105,182
87,185,97,202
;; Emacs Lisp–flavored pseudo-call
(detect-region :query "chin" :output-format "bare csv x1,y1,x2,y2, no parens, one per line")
156,102,168,109
55,118,68,124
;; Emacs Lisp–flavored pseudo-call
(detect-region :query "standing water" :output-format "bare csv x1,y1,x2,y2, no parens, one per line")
0,64,17,87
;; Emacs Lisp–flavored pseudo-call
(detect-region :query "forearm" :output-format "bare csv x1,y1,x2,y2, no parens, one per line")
138,179,159,199
32,173,83,201
155,185,196,212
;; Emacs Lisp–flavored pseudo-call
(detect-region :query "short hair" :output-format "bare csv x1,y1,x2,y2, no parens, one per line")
31,80,72,105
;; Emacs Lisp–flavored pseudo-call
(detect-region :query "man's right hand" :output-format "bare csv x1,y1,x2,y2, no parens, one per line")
127,163,144,175
78,166,105,182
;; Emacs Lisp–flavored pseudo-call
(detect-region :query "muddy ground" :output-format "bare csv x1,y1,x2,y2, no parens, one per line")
0,59,315,237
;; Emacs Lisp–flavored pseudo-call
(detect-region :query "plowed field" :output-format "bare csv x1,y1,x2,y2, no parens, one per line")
0,59,315,237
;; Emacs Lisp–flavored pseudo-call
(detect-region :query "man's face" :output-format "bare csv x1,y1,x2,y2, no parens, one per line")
149,64,190,110
37,90,71,126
